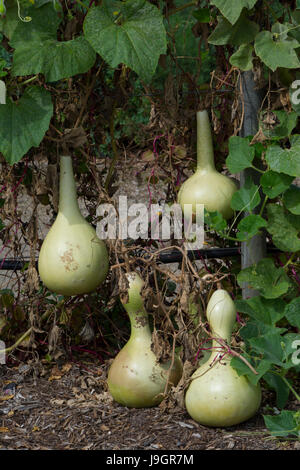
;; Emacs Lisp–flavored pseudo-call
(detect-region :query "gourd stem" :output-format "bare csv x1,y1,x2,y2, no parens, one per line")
196,110,215,171
59,156,82,218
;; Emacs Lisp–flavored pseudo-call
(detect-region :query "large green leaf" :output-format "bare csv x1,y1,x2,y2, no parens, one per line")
260,110,298,140
83,0,166,82
284,298,300,328
230,176,260,212
249,333,285,366
231,356,271,385
0,86,53,164
263,374,291,409
263,410,299,437
10,4,96,81
254,30,300,71
235,296,286,326
208,14,259,46
260,171,294,198
267,204,300,252
265,145,300,177
236,214,267,241
237,258,292,299
283,185,300,215
210,0,258,25
229,44,254,71
226,136,255,173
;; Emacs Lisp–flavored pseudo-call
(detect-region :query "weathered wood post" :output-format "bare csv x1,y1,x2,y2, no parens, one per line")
239,70,266,299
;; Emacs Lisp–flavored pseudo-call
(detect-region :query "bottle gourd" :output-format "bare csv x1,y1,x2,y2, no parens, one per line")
38,156,109,296
185,289,261,427
178,110,237,220
107,272,183,408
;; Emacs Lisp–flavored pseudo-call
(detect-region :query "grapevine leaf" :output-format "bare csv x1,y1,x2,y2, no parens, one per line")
263,410,299,437
267,204,300,253
236,214,267,241
226,136,255,173
283,185,300,215
210,0,258,25
229,44,254,70
0,86,53,164
83,0,166,82
208,14,259,46
230,176,260,212
254,30,300,71
237,258,292,299
265,145,300,177
284,298,300,328
10,4,96,81
260,171,294,198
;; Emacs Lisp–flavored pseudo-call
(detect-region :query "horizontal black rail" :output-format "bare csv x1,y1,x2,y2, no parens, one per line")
0,246,281,270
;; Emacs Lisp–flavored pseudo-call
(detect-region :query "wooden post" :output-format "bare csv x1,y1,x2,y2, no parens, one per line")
239,71,266,299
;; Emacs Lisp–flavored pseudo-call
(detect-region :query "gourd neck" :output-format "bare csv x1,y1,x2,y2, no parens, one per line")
196,110,216,172
58,156,82,219
127,308,152,343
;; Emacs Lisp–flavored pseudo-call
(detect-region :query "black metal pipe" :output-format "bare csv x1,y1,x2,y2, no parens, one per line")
0,246,281,270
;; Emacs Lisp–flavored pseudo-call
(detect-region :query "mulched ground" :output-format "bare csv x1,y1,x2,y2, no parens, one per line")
0,360,299,451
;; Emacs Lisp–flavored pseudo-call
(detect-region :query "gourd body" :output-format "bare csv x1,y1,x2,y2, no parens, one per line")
178,110,237,220
185,290,261,427
38,156,109,296
107,273,183,408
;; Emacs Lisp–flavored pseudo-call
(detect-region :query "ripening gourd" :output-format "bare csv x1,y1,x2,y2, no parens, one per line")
38,156,109,296
0,80,6,105
178,110,237,220
185,289,261,427
107,272,183,408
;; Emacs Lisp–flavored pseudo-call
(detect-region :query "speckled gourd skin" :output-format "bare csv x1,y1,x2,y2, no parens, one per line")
38,156,109,296
107,273,183,408
178,110,237,220
185,290,261,427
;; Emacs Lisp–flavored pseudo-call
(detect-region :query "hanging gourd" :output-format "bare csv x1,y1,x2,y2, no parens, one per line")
185,289,261,427
38,156,109,296
178,110,237,220
0,80,6,105
107,272,183,408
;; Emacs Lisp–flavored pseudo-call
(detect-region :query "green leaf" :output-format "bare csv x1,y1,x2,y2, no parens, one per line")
254,30,300,71
235,296,286,326
260,110,298,140
237,258,292,299
267,204,300,253
236,214,267,241
239,320,286,341
0,86,53,164
210,0,258,24
230,176,260,212
0,0,19,39
264,374,291,409
10,5,96,81
263,410,299,437
226,136,255,173
265,145,300,177
249,333,285,365
231,356,271,385
285,298,300,328
193,8,210,23
83,0,166,82
229,44,254,70
204,209,227,234
260,171,294,198
208,14,259,46
283,185,300,215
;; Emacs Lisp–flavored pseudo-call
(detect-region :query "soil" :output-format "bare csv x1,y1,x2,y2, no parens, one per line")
0,360,299,451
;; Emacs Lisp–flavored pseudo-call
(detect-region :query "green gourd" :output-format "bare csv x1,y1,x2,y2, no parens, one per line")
38,156,109,296
178,110,237,220
107,272,183,408
185,289,261,427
